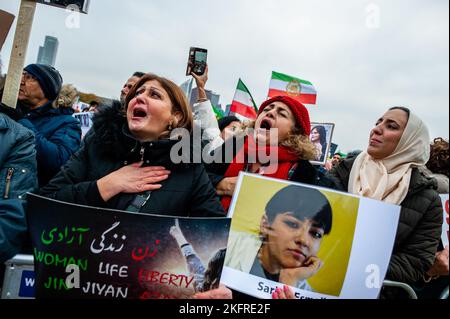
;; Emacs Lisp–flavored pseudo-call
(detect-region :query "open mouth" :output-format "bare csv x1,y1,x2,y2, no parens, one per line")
260,119,272,130
132,107,148,118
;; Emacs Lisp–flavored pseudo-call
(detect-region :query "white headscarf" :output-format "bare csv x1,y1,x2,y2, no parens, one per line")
348,111,430,205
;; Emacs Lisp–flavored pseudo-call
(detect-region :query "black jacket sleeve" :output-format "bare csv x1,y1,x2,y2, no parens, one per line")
322,157,357,191
204,135,245,187
39,135,107,208
189,164,226,217
290,160,318,185
205,164,228,188
386,190,443,284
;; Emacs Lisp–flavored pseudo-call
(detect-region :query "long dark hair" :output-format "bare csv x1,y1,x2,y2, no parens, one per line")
202,248,227,291
312,125,327,160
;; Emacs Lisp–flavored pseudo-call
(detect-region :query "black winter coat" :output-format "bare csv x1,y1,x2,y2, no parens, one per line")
40,105,225,218
324,157,443,286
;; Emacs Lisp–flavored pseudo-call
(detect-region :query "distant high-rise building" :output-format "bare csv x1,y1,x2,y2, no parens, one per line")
209,92,221,109
37,36,59,67
225,104,231,116
179,78,194,102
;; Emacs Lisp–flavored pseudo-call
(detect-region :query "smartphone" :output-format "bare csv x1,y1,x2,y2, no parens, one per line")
186,47,208,76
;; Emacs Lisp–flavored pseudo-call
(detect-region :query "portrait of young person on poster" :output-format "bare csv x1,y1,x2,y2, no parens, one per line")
221,174,400,299
245,185,332,292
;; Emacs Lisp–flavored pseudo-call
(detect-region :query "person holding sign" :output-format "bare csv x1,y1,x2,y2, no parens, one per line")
325,107,443,298
226,185,332,291
206,96,318,212
41,73,224,217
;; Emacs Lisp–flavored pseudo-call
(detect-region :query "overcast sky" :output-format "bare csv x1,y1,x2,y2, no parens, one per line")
1,0,448,152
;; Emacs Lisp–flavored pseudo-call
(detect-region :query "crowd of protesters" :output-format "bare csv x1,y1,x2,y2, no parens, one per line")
0,60,448,300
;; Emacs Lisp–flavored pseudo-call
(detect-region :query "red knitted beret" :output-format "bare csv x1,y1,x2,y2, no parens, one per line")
257,96,311,136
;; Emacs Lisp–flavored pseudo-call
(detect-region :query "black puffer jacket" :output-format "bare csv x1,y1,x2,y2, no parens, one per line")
40,104,225,218
324,157,443,285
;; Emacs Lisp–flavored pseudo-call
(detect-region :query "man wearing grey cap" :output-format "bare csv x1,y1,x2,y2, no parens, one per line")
18,64,81,186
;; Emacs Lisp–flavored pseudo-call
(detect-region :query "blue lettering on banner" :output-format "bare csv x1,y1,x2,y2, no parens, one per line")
19,270,36,298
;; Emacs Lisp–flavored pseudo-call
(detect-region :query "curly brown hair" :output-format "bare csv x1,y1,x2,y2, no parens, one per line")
426,137,449,177
53,84,78,109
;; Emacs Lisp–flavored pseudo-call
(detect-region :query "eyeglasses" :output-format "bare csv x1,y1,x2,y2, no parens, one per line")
22,72,37,82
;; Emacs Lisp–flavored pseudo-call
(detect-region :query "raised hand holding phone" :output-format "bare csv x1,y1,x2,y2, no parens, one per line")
186,47,208,76
191,65,209,102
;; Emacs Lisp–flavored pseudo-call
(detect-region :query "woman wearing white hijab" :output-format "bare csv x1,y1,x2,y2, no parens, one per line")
325,107,443,297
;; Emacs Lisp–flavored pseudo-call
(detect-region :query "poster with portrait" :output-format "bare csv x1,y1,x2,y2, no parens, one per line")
221,173,401,299
73,111,94,139
26,194,230,299
440,195,449,248
309,123,335,166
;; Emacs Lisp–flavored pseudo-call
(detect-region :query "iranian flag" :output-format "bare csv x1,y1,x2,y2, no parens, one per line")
212,104,225,120
268,71,317,105
230,79,258,121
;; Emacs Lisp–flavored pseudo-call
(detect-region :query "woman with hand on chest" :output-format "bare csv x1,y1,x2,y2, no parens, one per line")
41,73,224,218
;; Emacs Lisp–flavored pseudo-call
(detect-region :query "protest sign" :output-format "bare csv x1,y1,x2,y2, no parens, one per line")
441,194,449,248
310,123,335,166
221,173,401,299
26,194,231,299
0,10,15,51
35,0,90,14
73,111,94,139
329,143,338,158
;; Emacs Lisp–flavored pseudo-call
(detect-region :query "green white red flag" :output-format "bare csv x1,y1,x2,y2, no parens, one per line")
230,79,258,121
268,71,317,105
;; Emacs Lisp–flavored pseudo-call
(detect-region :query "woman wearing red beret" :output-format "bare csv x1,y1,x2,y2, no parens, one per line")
206,96,318,212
